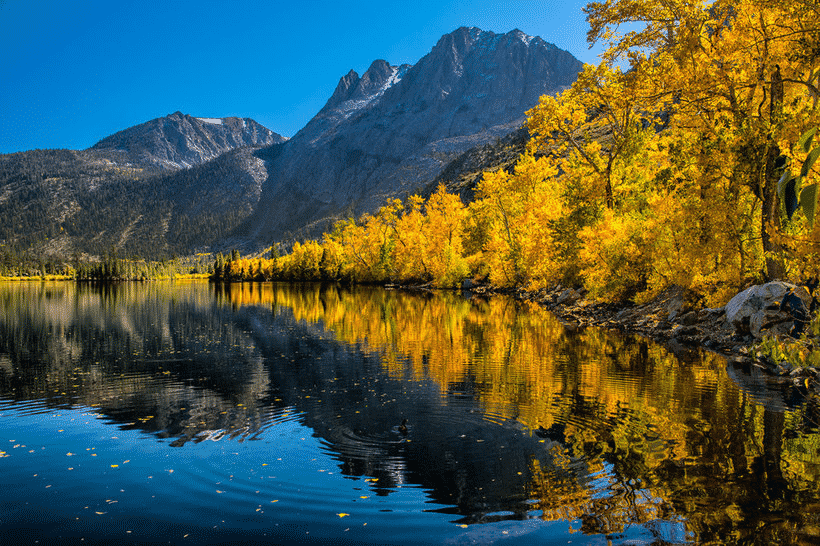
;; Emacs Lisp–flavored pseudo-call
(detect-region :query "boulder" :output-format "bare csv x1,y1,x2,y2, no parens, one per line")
556,288,581,305
725,282,812,338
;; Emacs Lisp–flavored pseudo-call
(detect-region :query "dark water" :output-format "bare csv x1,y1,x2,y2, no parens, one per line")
0,281,818,545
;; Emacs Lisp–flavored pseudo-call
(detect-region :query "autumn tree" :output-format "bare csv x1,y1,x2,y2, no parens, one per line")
583,0,820,281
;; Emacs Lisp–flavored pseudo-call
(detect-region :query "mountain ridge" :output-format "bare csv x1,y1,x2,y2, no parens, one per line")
0,26,583,260
0,112,282,258
91,111,286,169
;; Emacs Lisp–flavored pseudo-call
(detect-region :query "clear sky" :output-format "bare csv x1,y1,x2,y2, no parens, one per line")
0,0,602,154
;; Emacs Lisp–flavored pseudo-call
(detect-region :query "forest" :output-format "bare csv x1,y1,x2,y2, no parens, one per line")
213,0,820,307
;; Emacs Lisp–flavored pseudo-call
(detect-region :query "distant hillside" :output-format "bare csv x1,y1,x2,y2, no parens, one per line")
0,114,283,259
424,126,531,202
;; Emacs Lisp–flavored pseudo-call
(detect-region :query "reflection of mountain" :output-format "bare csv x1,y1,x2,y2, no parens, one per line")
1,282,819,542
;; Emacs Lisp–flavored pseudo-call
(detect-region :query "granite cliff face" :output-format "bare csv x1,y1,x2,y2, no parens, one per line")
92,112,286,169
246,27,583,241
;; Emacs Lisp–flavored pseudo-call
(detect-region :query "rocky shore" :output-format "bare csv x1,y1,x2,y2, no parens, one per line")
461,280,819,393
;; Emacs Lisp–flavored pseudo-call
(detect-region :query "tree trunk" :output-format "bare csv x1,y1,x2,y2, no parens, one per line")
763,65,787,281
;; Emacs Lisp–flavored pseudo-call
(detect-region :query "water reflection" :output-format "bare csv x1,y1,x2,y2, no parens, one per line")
1,281,819,544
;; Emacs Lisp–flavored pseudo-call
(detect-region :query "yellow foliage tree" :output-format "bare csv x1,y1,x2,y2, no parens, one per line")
584,0,820,283
470,154,564,288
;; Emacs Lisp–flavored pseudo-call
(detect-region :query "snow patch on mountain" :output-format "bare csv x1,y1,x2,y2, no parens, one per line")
327,63,410,122
514,29,535,46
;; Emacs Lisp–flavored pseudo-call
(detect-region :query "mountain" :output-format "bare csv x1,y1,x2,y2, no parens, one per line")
0,113,284,258
0,27,582,260
91,111,286,169
244,27,583,241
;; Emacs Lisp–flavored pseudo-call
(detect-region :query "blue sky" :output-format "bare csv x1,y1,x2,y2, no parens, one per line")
0,0,602,154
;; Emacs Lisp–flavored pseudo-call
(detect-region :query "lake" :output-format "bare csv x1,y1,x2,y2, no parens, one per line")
0,280,818,544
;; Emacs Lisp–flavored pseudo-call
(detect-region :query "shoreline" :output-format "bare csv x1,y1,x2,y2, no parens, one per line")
458,282,819,394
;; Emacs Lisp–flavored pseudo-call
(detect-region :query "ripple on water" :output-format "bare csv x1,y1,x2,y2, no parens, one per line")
0,396,58,416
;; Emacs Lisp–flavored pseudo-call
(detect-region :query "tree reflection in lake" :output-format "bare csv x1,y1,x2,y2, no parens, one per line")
0,281,819,544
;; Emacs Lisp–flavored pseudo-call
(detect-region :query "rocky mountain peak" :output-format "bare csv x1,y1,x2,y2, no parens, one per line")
321,60,408,114
326,70,361,110
1,27,585,258
247,26,584,244
355,59,396,98
91,112,285,169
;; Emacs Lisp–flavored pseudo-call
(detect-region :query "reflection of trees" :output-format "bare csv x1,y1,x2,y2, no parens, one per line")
2,281,820,542
219,282,820,543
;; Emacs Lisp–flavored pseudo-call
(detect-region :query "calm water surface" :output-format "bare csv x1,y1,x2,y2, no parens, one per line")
0,281,818,545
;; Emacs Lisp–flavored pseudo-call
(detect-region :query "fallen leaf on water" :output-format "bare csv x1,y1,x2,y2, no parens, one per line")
337,513,350,518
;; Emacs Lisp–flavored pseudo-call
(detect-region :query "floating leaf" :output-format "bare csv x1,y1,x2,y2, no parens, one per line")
337,513,350,518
